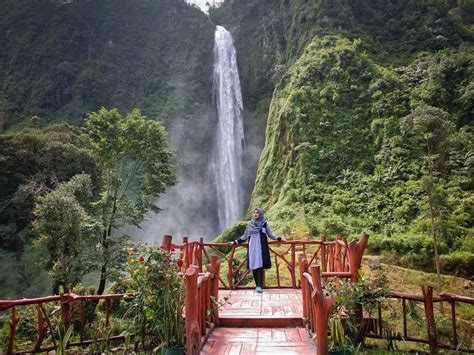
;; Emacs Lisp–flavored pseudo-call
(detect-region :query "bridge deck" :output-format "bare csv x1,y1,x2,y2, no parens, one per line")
218,288,303,323
202,289,315,354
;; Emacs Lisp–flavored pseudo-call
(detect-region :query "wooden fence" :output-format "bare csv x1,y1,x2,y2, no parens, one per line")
0,293,125,354
164,233,369,289
184,257,220,355
367,288,474,353
0,252,220,355
298,233,368,354
299,257,474,354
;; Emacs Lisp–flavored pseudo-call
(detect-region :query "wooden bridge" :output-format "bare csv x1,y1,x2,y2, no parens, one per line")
178,233,369,354
2,233,474,354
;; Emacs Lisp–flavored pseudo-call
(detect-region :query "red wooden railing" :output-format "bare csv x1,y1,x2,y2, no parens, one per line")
298,241,474,354
298,233,369,354
0,293,124,354
367,287,474,353
184,256,220,355
0,239,220,355
163,233,368,289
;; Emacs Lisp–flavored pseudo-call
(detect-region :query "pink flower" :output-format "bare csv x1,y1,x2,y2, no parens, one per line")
137,256,145,262
170,244,176,252
176,259,184,268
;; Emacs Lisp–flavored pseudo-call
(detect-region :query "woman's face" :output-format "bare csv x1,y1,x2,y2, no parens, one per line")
252,210,260,220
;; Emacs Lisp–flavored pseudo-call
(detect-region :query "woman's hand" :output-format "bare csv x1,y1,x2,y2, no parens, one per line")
228,241,235,247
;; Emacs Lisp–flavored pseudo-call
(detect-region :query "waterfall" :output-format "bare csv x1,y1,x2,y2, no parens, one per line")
212,25,245,231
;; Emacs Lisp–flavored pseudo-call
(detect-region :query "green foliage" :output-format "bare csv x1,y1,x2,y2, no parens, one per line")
85,107,176,228
210,0,474,278
0,124,99,255
245,32,472,277
55,323,74,355
0,245,51,299
123,246,184,351
325,268,388,349
33,174,99,292
212,221,247,244
84,107,176,294
0,0,214,130
439,251,474,278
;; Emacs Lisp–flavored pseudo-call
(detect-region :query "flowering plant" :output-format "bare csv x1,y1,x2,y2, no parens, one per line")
124,245,185,351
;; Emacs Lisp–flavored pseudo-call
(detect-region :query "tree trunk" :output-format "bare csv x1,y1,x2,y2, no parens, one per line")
97,228,108,295
427,146,444,314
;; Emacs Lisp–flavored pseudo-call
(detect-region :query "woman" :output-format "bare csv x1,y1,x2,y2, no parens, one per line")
229,208,282,293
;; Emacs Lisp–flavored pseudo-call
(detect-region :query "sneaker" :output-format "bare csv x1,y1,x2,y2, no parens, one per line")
255,286,263,293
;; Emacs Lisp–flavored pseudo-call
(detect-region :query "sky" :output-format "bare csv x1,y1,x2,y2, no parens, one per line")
186,0,223,13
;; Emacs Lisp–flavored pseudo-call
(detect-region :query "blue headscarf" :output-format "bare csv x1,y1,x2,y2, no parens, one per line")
244,207,266,236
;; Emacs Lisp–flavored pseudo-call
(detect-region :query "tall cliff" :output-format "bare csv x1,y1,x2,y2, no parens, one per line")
211,0,473,274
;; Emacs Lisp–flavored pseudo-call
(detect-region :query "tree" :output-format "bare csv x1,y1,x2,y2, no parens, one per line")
84,108,176,294
0,123,99,255
401,105,455,299
33,174,99,294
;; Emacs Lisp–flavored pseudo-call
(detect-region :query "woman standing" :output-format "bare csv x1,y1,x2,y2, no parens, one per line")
229,208,282,293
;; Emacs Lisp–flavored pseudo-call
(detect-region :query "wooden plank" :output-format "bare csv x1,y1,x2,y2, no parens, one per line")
218,317,304,327
285,328,302,342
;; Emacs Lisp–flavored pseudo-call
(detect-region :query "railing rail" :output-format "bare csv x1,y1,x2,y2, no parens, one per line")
163,233,369,289
367,287,474,353
184,256,220,355
0,293,125,354
1,235,221,355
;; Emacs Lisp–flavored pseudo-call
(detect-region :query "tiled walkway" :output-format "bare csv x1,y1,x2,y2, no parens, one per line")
218,288,303,319
201,327,315,354
201,289,316,354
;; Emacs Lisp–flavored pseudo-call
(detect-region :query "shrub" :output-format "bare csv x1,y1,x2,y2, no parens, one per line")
440,251,474,278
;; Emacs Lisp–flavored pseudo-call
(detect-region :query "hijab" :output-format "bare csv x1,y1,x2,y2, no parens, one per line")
244,207,266,236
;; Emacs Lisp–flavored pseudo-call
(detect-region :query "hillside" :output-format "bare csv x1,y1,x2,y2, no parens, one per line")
0,0,214,131
211,0,474,277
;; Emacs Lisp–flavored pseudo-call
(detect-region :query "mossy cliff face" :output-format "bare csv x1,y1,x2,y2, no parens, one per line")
0,0,215,131
212,0,473,265
252,36,376,212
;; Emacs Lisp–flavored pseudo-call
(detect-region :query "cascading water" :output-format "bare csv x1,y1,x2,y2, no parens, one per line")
212,25,245,231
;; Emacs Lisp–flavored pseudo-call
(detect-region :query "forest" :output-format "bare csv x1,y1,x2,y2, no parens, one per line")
0,0,473,353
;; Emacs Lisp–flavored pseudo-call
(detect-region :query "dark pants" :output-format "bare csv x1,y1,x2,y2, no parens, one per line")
252,267,264,288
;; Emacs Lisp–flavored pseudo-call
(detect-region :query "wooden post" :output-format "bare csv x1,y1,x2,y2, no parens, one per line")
60,293,70,330
200,280,207,336
298,255,309,322
34,304,47,351
80,300,85,342
208,256,220,326
228,246,235,289
335,234,343,272
7,307,20,354
328,244,334,272
347,233,369,282
402,298,408,338
450,301,457,348
182,236,189,268
291,243,296,288
105,298,111,328
422,285,438,354
185,266,200,355
275,255,281,288
161,234,173,251
198,238,204,271
321,235,327,272
310,265,335,355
